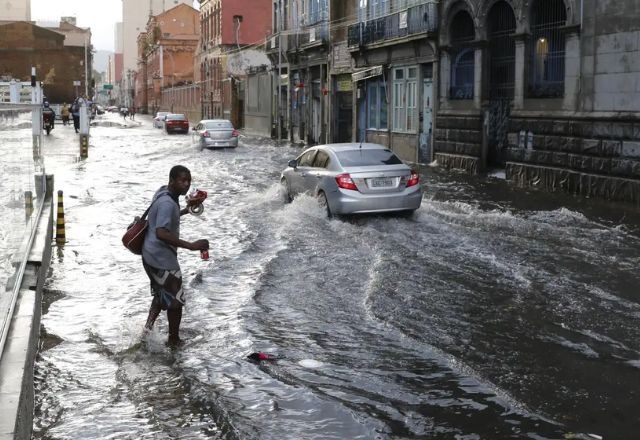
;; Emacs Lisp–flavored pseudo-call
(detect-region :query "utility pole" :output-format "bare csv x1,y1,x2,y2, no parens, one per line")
277,0,282,144
84,37,89,97
159,44,164,88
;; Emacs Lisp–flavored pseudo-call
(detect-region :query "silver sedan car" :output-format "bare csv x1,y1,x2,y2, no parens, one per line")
281,143,422,216
191,119,239,149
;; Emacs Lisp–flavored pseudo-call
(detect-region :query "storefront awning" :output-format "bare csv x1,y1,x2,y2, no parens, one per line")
352,65,383,82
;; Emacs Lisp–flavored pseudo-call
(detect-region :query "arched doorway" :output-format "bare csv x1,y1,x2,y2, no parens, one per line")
449,10,475,100
486,1,516,167
529,0,567,98
487,1,516,99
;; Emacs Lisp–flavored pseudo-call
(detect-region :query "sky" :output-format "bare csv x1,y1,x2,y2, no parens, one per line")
30,0,200,52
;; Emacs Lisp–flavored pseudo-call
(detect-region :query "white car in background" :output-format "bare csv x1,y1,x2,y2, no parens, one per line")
153,111,169,128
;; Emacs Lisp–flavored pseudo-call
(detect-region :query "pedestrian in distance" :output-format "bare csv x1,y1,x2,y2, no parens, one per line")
71,97,81,133
61,103,70,126
142,165,209,347
130,106,136,120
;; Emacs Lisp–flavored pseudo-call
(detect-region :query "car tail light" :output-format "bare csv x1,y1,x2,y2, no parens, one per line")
405,170,419,187
335,173,358,191
231,130,239,137
202,131,210,138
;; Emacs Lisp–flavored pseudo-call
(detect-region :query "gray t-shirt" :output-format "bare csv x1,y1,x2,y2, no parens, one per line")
142,186,181,270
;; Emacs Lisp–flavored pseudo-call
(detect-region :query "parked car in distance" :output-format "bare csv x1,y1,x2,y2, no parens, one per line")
280,143,422,216
153,111,170,128
164,113,189,134
192,119,239,149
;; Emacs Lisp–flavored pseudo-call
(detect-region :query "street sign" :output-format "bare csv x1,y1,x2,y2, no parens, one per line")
73,80,81,86
103,84,113,90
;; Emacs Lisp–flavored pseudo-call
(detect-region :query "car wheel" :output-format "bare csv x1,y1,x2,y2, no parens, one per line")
317,191,332,218
280,178,292,203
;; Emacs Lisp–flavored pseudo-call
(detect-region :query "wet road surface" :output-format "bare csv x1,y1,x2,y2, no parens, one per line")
20,114,640,439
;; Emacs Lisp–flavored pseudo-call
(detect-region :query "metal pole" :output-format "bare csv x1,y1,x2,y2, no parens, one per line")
84,37,89,97
277,0,282,144
160,45,164,89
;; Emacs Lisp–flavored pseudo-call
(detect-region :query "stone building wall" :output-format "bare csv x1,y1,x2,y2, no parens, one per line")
0,22,87,103
434,0,640,204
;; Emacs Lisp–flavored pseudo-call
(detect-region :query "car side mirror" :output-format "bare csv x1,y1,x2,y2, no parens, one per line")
288,159,298,169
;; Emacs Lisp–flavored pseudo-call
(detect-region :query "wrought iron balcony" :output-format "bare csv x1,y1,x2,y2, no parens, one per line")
288,20,329,51
348,1,438,48
266,31,285,53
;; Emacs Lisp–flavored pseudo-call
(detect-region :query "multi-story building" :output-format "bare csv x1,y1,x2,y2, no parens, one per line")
0,0,30,21
435,0,640,204
44,17,94,97
134,3,199,115
121,0,192,102
268,0,333,145
268,0,436,152
347,0,439,163
112,22,124,104
0,21,89,102
198,0,271,127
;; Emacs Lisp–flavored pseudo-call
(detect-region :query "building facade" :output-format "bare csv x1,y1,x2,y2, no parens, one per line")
348,0,438,163
44,17,94,98
0,21,88,103
134,3,200,115
435,0,640,204
198,0,271,127
0,0,30,21
121,0,192,103
267,0,332,145
267,0,437,158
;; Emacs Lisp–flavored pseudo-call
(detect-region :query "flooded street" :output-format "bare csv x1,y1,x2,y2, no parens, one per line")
27,114,640,439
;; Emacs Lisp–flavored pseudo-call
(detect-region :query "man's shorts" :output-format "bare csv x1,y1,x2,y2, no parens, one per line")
142,260,184,310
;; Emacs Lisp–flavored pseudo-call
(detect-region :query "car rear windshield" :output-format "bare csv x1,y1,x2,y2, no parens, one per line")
167,114,186,120
335,149,403,167
204,121,233,129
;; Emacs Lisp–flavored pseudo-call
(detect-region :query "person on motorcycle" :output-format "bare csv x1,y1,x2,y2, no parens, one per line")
42,101,56,132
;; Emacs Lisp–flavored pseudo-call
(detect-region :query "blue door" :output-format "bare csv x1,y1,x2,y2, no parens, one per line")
357,90,366,143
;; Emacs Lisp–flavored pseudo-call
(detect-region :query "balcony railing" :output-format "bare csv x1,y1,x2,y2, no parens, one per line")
288,20,329,51
348,1,438,47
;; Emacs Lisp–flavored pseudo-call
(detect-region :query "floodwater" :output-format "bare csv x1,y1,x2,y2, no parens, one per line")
23,114,640,439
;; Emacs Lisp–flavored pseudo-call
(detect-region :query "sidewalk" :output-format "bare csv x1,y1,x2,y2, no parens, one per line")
0,197,53,440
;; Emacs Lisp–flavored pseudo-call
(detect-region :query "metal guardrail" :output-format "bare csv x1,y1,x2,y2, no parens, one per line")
0,101,47,361
348,1,438,47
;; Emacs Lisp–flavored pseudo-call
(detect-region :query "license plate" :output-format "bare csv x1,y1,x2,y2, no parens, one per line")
370,178,393,188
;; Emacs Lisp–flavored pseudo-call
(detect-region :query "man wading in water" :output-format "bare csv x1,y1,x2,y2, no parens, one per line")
142,165,209,347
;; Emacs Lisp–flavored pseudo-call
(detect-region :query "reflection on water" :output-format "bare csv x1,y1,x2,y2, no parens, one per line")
31,115,640,439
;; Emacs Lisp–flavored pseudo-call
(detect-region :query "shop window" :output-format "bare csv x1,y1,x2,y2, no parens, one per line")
392,67,417,132
529,0,566,98
367,80,387,130
449,10,475,100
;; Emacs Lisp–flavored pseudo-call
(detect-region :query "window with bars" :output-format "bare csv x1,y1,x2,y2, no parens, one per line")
449,10,475,100
529,0,566,98
488,1,516,99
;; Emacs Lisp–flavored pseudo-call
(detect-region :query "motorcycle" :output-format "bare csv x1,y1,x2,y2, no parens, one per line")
43,111,55,135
